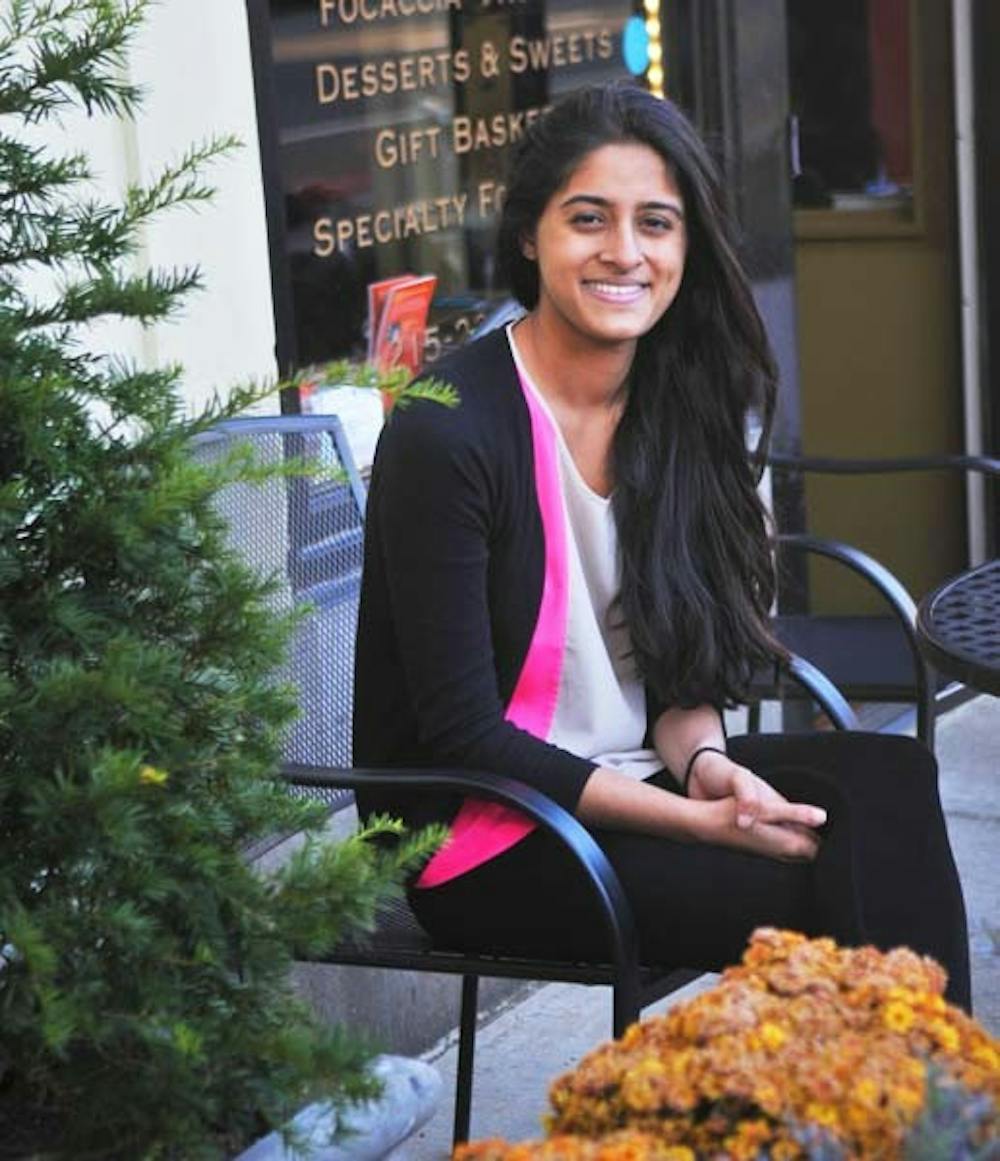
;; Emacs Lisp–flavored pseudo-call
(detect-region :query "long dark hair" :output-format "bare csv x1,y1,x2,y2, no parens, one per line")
497,82,782,708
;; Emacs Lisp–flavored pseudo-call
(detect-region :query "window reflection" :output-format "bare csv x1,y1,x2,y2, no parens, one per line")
264,0,632,369
788,0,912,215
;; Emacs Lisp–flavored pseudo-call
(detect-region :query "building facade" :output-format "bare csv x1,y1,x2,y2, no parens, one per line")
76,0,998,588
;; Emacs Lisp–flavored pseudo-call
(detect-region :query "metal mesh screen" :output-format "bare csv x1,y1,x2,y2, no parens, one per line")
191,418,366,812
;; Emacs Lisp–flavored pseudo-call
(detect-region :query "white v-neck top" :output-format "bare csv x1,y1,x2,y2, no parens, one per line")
508,329,662,780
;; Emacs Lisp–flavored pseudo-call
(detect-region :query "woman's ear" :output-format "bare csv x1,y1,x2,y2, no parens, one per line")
521,234,537,261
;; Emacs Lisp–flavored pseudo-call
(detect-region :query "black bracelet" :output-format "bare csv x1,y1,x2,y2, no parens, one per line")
682,745,727,795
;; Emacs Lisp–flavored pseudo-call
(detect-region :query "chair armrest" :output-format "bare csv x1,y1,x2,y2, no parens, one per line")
780,653,860,730
777,532,934,730
766,451,1000,477
280,763,640,980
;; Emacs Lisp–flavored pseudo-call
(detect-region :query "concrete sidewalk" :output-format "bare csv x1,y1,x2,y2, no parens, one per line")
395,695,1000,1158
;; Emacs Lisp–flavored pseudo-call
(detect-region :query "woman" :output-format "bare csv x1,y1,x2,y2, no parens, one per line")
353,83,970,1007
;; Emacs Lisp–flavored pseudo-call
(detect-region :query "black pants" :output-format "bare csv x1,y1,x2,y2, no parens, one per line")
409,733,971,1010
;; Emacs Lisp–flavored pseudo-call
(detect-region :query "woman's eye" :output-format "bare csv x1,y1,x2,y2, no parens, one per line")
570,212,604,228
641,216,674,233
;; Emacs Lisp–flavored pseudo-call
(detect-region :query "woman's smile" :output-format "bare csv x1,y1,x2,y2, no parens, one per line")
583,280,650,304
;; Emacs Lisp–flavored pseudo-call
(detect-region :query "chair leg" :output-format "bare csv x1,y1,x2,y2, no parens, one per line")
919,690,937,752
747,701,762,734
612,975,641,1040
452,974,479,1147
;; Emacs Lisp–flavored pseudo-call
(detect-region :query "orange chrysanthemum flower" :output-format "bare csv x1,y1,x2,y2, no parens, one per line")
457,929,1000,1161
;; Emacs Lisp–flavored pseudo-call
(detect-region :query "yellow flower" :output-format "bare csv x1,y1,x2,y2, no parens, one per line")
971,1042,1000,1071
805,1102,839,1129
759,1021,787,1050
888,1083,923,1118
752,1078,782,1115
620,1057,666,1113
882,1000,916,1034
928,1018,960,1053
852,1077,880,1106
723,1119,773,1161
769,1140,802,1161
621,1025,644,1050
138,764,169,787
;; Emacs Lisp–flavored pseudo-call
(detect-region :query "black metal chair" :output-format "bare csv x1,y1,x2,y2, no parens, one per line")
193,413,859,1146
751,452,1000,749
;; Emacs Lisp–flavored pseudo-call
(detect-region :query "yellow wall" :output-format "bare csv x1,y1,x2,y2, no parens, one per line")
792,0,964,612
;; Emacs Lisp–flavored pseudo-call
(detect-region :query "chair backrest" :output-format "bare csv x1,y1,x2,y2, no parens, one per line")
190,415,366,810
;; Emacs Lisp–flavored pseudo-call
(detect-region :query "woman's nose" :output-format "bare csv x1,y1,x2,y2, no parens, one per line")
600,224,643,268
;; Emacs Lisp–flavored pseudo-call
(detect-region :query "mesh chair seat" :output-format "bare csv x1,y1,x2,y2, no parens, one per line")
320,891,697,1000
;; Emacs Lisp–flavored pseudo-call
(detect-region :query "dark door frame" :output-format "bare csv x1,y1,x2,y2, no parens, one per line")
668,1,809,565
245,0,302,411
974,0,999,551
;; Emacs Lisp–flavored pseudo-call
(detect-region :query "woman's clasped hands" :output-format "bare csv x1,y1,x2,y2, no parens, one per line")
685,749,827,863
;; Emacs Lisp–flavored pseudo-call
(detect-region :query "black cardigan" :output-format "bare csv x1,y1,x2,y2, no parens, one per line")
352,328,599,832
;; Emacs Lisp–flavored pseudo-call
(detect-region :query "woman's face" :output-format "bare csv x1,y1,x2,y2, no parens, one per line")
522,141,687,351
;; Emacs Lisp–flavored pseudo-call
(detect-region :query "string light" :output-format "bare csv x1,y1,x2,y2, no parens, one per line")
643,0,664,97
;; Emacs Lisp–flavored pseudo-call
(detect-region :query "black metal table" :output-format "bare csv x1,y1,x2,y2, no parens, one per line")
916,559,1000,696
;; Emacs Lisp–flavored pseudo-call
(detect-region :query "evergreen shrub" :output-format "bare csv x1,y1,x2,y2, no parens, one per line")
0,2,440,1155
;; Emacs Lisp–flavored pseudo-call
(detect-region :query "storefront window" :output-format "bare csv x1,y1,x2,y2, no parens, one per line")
251,0,646,373
788,0,914,226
